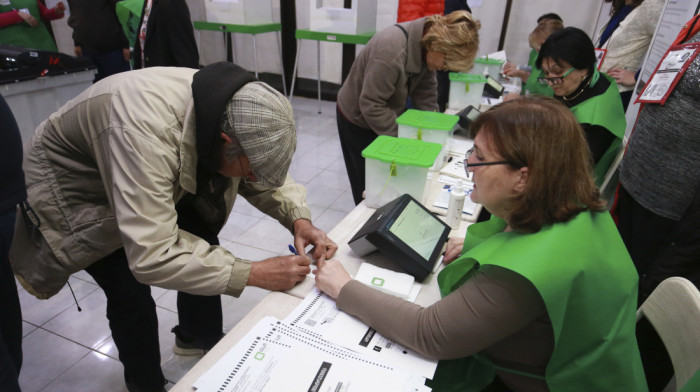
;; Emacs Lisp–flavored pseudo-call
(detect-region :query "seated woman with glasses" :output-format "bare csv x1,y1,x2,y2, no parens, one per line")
314,96,647,392
535,27,626,186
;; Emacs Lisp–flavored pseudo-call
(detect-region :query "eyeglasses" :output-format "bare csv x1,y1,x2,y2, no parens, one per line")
537,67,574,85
463,147,521,172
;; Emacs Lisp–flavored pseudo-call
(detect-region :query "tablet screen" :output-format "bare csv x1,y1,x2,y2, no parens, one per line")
388,199,447,260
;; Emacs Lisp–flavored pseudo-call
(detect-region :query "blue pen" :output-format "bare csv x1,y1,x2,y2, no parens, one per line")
288,244,299,255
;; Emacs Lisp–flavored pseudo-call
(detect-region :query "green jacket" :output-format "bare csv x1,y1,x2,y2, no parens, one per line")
522,49,554,97
569,72,626,184
430,212,647,391
0,0,58,51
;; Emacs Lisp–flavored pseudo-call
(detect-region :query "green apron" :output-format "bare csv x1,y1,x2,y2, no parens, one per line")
429,212,648,391
115,0,144,50
522,49,554,97
523,67,554,97
527,48,538,69
569,72,626,186
0,0,57,51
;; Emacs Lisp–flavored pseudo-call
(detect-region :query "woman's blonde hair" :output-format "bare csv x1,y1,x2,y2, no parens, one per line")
469,96,606,233
528,19,564,52
421,10,480,72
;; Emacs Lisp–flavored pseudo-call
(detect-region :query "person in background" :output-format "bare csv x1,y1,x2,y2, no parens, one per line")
133,0,198,69
0,0,65,52
10,63,337,392
614,19,700,390
616,14,700,319
503,17,564,99
0,94,25,392
536,27,626,186
132,0,209,360
600,0,664,110
503,15,562,84
596,0,642,48
435,0,471,112
67,0,132,83
316,96,647,392
337,10,480,205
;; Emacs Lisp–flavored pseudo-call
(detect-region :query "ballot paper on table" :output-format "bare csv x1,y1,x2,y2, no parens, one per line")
438,157,470,181
354,262,415,299
193,316,431,392
448,138,473,155
284,288,438,379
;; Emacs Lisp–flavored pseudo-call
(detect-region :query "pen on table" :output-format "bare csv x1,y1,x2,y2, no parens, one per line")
432,255,445,274
288,244,299,255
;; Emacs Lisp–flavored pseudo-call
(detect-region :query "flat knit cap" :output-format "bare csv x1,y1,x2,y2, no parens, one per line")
226,82,296,188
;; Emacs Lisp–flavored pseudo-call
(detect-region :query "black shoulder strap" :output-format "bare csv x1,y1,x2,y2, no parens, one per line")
192,62,256,173
395,24,409,40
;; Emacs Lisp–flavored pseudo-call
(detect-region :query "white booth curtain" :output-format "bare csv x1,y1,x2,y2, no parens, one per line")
47,0,612,85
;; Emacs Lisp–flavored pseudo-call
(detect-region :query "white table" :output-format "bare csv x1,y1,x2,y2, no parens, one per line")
171,198,475,391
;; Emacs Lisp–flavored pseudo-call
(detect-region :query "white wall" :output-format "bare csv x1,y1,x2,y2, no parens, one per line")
470,0,609,66
45,0,615,85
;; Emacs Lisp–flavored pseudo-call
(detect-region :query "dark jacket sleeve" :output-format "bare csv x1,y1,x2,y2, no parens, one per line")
159,0,199,68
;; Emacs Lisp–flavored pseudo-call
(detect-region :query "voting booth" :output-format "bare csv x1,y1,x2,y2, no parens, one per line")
295,0,378,35
204,0,274,25
396,109,458,170
362,136,441,209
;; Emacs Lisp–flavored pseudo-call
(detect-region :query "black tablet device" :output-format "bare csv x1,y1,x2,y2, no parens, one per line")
455,105,481,136
348,194,451,282
483,75,505,98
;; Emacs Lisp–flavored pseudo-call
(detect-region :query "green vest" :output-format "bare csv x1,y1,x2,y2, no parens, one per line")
680,369,700,392
527,48,538,69
522,49,554,97
115,0,145,50
523,67,555,97
429,212,648,391
569,73,626,185
0,0,57,52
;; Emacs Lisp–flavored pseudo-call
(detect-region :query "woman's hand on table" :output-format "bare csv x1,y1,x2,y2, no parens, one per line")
314,259,351,299
503,62,529,79
18,11,38,27
503,92,521,102
443,237,465,265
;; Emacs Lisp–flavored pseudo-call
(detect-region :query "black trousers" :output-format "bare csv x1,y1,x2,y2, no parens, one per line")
85,212,223,391
616,184,700,390
337,106,379,205
0,209,22,392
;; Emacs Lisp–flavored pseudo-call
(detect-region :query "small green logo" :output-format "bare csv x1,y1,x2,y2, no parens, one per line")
371,277,385,287
255,352,265,360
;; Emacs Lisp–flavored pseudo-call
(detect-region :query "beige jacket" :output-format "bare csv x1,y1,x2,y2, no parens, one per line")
10,67,310,299
336,18,438,135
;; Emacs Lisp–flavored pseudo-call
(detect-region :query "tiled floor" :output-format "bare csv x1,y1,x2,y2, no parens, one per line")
16,96,353,392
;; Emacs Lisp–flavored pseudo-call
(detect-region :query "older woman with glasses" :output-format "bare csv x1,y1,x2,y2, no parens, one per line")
535,27,626,186
314,96,647,392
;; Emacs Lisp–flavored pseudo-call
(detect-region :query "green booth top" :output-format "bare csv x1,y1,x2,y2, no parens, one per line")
396,109,459,131
362,135,442,167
